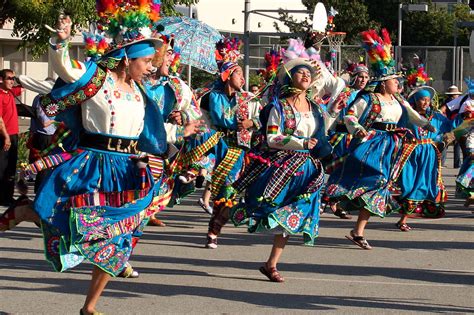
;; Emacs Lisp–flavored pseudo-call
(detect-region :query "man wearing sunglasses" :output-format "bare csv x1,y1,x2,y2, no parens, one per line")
0,69,23,206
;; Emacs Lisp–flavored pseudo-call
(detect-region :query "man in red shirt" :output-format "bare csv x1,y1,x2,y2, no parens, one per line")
0,69,22,206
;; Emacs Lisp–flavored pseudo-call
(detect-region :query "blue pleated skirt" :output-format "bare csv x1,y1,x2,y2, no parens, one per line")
395,140,445,217
35,147,157,276
325,130,405,217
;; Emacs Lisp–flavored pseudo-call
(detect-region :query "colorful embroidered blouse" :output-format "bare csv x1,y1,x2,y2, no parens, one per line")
50,38,145,138
408,112,452,141
265,99,336,151
344,95,428,135
208,90,261,131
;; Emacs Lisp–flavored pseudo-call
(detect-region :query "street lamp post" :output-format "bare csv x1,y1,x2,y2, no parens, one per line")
397,3,428,69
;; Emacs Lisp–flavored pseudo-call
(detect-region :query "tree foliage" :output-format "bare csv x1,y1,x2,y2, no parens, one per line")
279,0,473,47
0,0,199,58
404,4,473,46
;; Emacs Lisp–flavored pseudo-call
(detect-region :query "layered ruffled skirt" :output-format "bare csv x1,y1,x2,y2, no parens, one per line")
394,139,446,218
325,130,408,217
230,150,324,245
34,148,160,276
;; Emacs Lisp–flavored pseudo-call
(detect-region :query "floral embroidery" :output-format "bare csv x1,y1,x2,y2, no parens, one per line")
94,244,116,263
79,210,103,227
231,207,248,224
41,66,107,117
273,135,292,146
363,93,382,129
286,212,302,231
47,236,60,255
84,84,99,97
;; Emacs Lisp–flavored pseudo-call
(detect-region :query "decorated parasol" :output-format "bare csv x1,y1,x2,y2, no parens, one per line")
157,16,223,74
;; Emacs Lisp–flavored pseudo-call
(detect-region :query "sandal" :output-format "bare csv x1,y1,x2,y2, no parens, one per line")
396,221,412,232
259,264,285,283
334,208,351,220
345,230,372,250
198,198,213,215
148,216,166,227
205,235,217,249
118,262,139,278
0,196,32,232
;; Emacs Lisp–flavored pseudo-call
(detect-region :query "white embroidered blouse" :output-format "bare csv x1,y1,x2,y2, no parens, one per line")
344,96,429,135
50,40,145,138
266,104,335,151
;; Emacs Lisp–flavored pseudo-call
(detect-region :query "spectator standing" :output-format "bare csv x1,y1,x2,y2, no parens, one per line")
18,75,56,192
0,69,22,206
439,85,463,166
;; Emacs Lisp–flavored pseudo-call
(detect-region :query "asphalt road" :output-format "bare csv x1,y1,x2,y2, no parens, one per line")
0,151,473,314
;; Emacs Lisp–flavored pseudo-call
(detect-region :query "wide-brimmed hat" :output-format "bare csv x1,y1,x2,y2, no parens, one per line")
445,85,462,95
407,86,436,103
83,0,164,61
277,58,319,85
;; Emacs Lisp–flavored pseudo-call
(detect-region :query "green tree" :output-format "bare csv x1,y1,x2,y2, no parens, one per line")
190,68,215,90
0,0,199,58
403,3,473,46
279,0,473,47
278,0,379,44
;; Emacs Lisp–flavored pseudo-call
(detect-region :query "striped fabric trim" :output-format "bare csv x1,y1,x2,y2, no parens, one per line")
328,133,345,148
324,155,346,174
391,138,443,190
263,152,308,200
105,210,147,238
148,155,164,181
306,157,325,193
23,151,76,176
68,182,152,209
211,147,243,197
267,125,278,135
150,186,172,212
391,138,425,182
70,59,82,69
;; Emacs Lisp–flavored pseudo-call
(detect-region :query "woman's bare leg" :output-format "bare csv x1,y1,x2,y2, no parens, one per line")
82,266,111,314
354,209,371,236
266,234,289,268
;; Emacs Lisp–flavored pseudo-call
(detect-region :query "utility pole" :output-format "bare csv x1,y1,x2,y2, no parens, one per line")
244,0,251,91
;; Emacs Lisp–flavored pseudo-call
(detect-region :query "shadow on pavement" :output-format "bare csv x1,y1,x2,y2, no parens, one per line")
0,274,472,313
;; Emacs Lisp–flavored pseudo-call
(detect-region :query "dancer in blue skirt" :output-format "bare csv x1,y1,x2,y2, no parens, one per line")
325,29,436,250
228,45,343,281
0,2,202,313
394,84,454,231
